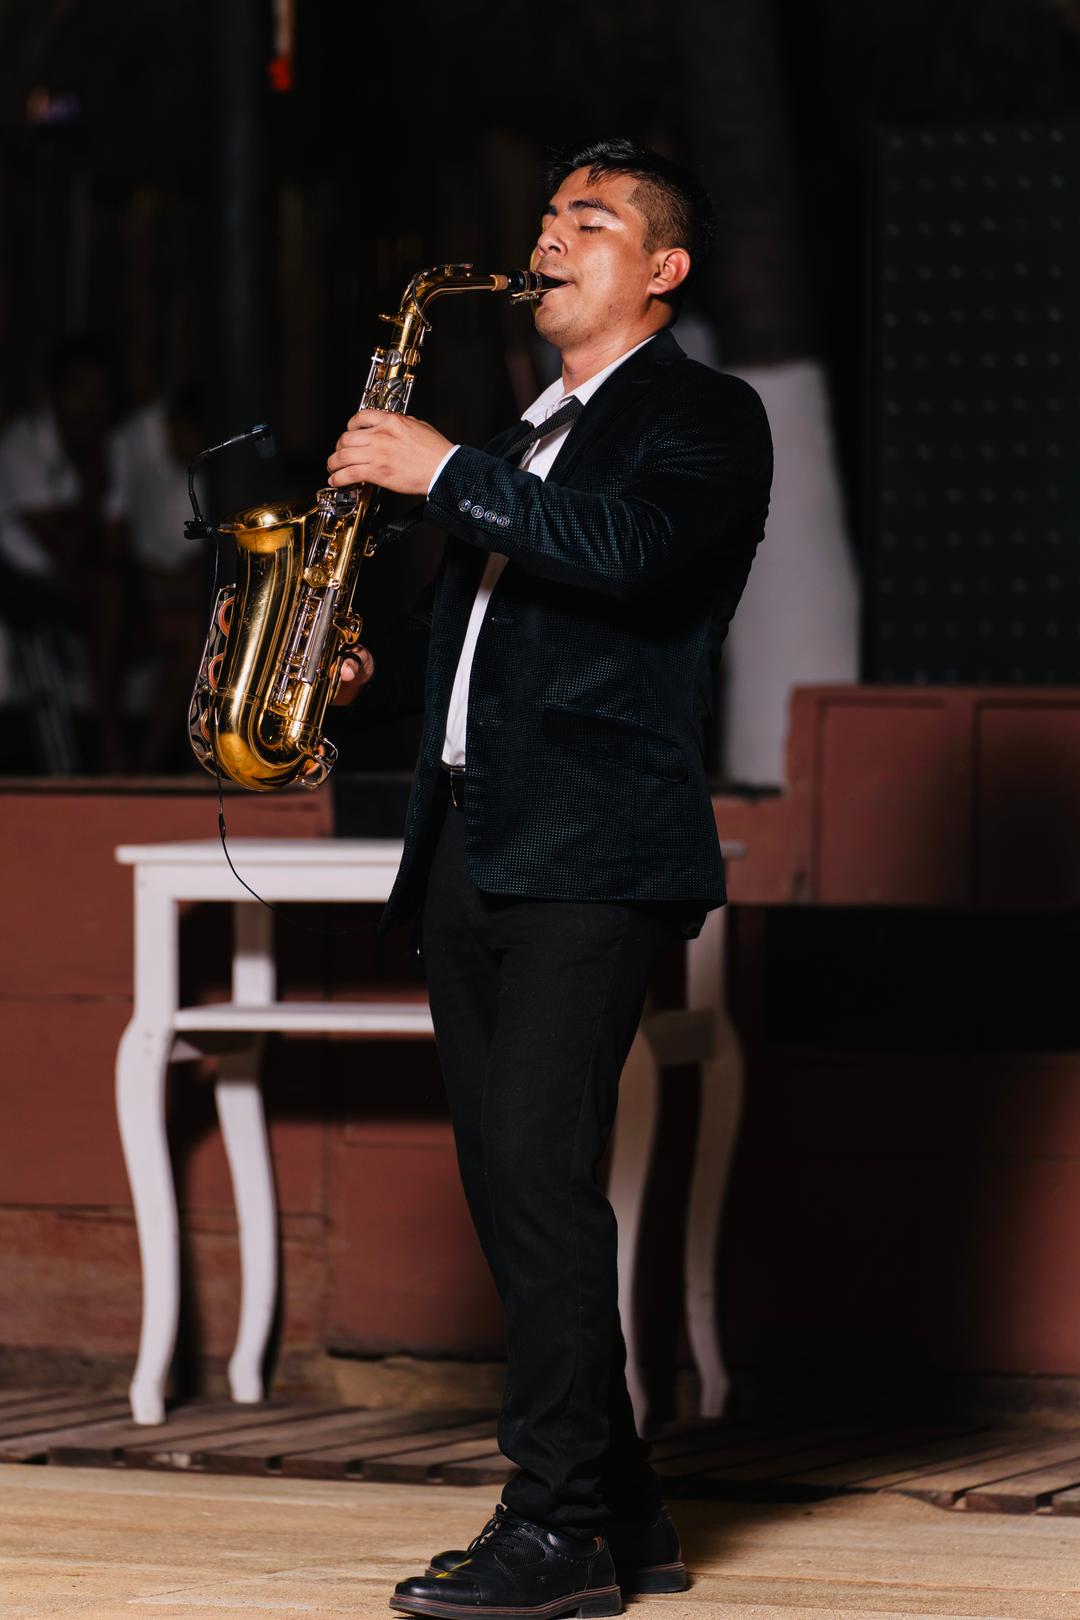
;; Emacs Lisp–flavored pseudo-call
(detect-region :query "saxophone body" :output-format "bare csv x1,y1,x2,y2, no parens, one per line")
189,264,551,791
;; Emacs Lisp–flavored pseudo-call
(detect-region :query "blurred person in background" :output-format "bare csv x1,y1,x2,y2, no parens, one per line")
0,333,128,773
112,381,209,772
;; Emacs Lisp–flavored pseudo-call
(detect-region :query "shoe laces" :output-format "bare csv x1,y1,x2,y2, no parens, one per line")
464,1504,517,1556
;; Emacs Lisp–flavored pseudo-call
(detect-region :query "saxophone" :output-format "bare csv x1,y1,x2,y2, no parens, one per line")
188,264,553,791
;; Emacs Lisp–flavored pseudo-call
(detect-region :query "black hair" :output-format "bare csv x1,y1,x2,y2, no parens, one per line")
546,137,715,311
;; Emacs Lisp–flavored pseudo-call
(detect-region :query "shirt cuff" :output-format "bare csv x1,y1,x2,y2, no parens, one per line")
427,444,461,495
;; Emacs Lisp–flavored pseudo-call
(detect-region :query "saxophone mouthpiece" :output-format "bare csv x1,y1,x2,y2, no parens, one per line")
507,269,563,304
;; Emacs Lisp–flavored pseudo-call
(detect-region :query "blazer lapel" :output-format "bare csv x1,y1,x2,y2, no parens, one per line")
546,328,685,486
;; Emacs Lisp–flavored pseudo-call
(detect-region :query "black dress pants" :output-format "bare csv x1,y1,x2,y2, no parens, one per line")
420,779,682,1535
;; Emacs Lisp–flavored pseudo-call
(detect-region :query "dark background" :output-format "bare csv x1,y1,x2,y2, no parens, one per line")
2,0,1079,772
4,3,1079,433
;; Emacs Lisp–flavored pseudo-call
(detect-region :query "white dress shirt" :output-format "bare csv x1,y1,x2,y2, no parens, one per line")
111,401,207,573
435,336,655,767
0,409,125,578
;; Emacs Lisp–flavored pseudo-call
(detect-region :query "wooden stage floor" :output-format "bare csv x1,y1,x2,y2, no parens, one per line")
4,1390,1080,1516
6,1462,1080,1619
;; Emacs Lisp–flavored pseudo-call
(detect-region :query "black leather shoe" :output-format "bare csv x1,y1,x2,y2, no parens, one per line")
607,1509,687,1594
392,1505,622,1619
426,1506,686,1597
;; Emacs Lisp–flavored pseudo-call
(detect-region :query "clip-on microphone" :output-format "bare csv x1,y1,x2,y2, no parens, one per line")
184,422,277,540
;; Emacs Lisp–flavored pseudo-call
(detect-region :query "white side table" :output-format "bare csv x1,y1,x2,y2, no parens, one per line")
115,836,746,1428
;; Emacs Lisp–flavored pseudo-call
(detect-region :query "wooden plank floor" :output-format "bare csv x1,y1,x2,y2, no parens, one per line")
5,1389,1080,1516
6,1464,1080,1618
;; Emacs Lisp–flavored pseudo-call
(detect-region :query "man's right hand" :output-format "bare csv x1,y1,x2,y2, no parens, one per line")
332,646,375,705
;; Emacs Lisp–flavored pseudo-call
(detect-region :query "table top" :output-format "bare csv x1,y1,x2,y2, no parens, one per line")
116,836,745,868
115,838,405,867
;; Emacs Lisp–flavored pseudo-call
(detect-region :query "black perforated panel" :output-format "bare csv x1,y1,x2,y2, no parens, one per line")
865,117,1080,684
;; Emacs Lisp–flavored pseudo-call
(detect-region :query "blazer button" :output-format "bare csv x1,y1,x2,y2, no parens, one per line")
458,498,471,512
470,504,485,518
498,515,510,528
483,510,496,522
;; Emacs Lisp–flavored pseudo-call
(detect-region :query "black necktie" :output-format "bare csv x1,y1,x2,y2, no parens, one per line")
500,395,584,465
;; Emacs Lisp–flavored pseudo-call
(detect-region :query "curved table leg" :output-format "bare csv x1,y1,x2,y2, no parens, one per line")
608,1028,661,1432
685,1046,743,1418
684,907,744,1418
116,1020,179,1426
215,1039,276,1405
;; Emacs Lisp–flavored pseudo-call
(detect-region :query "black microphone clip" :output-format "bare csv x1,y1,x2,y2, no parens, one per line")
190,421,276,472
186,422,277,537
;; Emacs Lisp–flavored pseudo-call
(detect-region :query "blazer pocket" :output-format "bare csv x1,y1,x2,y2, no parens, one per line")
541,705,689,783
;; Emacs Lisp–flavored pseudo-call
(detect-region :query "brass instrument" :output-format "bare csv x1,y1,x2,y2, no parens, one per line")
189,264,554,791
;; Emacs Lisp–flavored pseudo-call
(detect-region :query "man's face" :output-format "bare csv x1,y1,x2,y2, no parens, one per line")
531,168,664,349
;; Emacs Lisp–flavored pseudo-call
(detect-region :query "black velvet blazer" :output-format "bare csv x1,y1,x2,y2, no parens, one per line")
341,328,773,934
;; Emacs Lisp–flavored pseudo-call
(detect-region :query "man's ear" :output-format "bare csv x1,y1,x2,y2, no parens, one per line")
649,248,691,299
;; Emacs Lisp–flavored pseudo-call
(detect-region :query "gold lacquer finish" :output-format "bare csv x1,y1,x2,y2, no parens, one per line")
188,265,556,791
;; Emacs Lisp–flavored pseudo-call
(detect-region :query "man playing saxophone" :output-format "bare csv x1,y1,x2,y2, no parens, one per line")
327,138,772,1620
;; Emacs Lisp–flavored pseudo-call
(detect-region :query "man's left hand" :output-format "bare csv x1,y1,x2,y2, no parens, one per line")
327,411,453,497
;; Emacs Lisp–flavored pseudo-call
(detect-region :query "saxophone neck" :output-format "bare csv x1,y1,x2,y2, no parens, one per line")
363,264,560,414
378,263,558,348
363,266,486,410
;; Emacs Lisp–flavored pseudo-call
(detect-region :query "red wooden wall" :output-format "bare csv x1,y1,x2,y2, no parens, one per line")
712,686,1080,1385
719,686,1080,910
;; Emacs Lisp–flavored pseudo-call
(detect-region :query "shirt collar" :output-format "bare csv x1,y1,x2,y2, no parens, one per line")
521,334,658,427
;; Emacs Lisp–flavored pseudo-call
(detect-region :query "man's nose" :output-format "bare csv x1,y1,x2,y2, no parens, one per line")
535,222,565,258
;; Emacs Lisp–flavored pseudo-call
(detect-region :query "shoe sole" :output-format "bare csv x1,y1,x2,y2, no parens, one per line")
629,1562,688,1594
389,1585,622,1619
422,1563,688,1598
